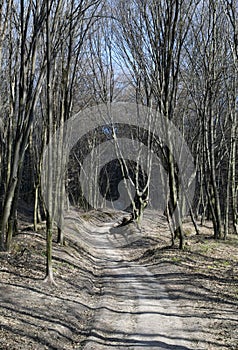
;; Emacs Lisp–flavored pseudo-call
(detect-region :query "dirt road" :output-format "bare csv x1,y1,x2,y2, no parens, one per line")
0,210,237,349
72,217,205,350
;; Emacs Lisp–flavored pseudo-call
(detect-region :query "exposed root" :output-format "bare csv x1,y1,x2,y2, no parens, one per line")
43,273,57,287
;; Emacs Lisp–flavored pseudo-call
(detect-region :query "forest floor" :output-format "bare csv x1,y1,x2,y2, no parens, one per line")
0,208,238,349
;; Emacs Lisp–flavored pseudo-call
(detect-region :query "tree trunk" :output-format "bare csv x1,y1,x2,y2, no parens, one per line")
44,0,56,285
44,212,56,285
0,177,17,251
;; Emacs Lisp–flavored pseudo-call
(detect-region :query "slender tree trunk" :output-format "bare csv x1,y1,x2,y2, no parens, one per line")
224,149,232,239
44,0,56,285
231,126,238,234
0,177,17,250
209,109,222,239
34,184,39,231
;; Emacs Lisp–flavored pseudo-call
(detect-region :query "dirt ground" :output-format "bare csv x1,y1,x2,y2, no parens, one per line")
0,209,237,349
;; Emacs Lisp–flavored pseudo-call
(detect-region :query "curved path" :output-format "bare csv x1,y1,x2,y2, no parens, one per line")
67,216,199,350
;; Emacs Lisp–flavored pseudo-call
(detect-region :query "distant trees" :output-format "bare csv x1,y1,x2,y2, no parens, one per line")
109,0,237,243
109,0,199,247
184,0,238,238
185,1,225,238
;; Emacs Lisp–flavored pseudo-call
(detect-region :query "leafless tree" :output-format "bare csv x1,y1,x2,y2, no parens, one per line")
185,0,238,239
111,0,199,247
0,1,47,250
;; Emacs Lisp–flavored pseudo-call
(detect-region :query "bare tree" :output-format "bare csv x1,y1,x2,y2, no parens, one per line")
224,0,238,236
0,1,47,251
111,0,198,247
185,0,237,239
41,0,102,283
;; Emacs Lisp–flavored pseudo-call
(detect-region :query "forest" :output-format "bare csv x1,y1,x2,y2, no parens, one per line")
0,0,237,283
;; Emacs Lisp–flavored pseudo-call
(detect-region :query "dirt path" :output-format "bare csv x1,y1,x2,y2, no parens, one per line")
70,218,203,350
0,209,237,349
